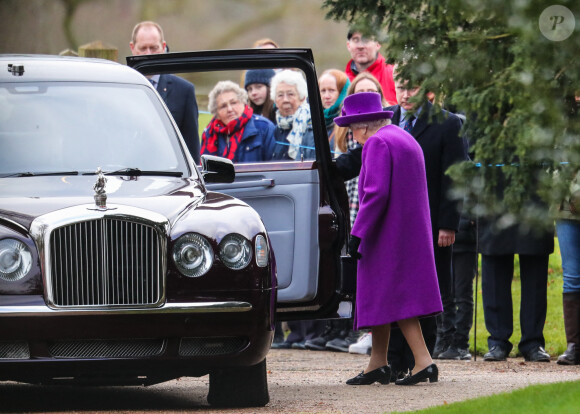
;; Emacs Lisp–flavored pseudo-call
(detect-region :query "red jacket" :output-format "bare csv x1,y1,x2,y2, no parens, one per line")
345,53,397,105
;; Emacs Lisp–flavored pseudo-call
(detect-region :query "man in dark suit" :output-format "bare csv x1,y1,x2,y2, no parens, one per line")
336,69,466,377
478,183,554,362
388,73,466,370
130,21,200,164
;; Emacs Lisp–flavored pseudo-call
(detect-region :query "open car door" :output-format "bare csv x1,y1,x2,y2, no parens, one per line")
128,48,353,321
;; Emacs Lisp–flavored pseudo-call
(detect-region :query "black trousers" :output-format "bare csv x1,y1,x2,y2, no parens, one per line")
387,317,436,373
481,254,549,354
435,245,454,346
286,320,326,343
443,251,477,349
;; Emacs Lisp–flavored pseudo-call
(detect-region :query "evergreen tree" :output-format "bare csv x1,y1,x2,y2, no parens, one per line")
324,0,580,225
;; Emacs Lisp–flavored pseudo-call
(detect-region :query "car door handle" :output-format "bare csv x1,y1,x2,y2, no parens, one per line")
208,179,275,190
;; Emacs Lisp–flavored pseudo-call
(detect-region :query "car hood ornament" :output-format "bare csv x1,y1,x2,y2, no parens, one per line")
92,167,113,211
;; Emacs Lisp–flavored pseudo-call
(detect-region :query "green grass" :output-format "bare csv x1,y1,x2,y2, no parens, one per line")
392,380,580,414
470,238,566,357
198,112,212,138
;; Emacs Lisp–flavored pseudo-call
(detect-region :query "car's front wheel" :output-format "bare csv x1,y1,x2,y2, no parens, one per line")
207,359,269,407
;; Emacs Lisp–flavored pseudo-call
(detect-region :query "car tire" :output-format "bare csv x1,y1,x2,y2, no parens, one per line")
207,359,269,407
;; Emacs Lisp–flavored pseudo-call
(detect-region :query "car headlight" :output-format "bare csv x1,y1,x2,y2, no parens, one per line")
0,238,32,282
219,234,252,270
255,235,269,267
173,233,213,277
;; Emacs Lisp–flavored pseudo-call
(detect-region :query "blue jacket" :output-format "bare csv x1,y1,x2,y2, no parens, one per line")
272,126,316,161
202,115,276,163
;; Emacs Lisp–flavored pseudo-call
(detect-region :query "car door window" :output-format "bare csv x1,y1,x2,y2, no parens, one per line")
128,49,350,319
184,67,321,303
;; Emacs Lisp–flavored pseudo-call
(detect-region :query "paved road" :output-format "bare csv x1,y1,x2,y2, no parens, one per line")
1,349,579,413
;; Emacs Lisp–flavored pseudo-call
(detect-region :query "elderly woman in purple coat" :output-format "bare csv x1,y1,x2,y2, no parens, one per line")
335,93,442,386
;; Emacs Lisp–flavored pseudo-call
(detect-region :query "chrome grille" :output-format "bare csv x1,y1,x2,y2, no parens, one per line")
49,218,163,307
0,341,30,359
49,339,165,359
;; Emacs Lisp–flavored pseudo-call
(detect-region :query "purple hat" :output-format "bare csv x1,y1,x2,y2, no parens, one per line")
334,92,393,127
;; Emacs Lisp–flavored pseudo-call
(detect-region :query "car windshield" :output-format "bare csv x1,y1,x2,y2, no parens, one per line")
0,82,191,177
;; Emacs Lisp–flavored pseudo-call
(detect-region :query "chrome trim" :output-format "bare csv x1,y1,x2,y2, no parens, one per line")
0,301,252,316
30,205,169,309
0,217,28,235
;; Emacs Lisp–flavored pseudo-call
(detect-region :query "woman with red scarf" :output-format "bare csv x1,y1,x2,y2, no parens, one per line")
201,80,276,163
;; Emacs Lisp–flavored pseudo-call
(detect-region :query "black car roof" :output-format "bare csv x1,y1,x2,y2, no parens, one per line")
0,54,148,84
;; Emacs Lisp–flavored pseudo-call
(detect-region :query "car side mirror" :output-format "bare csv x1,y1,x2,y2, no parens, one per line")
200,154,235,184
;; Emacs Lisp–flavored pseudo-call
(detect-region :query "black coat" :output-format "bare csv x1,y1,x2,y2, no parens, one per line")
454,215,477,253
336,103,467,241
477,177,554,255
157,74,200,164
390,103,467,240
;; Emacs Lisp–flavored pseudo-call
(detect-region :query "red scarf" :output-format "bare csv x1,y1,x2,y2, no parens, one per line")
201,105,253,160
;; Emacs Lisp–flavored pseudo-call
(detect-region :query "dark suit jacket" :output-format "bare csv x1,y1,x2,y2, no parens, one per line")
390,102,466,240
157,74,200,164
335,146,362,181
336,103,467,241
477,175,554,255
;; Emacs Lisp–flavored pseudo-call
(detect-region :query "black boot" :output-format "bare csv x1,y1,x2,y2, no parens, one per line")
557,292,580,365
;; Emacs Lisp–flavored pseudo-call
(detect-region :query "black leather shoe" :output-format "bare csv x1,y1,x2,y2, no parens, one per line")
524,346,551,362
390,368,408,382
346,365,391,385
438,346,472,360
395,363,438,385
483,346,509,361
557,343,580,365
432,341,450,359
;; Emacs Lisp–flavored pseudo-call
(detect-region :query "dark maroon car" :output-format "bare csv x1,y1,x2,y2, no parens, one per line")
0,51,352,407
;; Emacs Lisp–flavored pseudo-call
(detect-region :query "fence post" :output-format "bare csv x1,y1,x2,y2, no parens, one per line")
78,41,118,62
58,49,78,57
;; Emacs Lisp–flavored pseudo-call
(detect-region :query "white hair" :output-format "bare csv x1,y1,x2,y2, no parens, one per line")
208,80,248,116
350,119,391,131
270,69,308,101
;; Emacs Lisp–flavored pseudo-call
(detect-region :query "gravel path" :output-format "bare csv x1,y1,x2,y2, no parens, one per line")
244,349,580,413
1,349,578,413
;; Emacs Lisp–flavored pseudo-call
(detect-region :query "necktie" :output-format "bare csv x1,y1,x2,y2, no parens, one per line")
403,116,415,133
149,78,157,89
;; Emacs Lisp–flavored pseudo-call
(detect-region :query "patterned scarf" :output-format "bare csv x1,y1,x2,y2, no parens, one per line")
201,105,253,161
323,78,350,129
276,103,311,160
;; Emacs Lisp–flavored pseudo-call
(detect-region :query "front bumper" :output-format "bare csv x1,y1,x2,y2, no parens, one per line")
0,292,273,385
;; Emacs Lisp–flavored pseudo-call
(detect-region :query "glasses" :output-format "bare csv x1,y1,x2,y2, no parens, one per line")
349,36,374,45
217,99,242,112
276,91,298,100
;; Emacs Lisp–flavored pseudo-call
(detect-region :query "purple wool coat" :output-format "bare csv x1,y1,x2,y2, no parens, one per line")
351,124,442,330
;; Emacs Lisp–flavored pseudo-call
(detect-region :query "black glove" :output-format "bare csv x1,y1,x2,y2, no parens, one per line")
348,235,362,260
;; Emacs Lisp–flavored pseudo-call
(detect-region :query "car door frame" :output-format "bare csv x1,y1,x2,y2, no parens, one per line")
127,48,353,321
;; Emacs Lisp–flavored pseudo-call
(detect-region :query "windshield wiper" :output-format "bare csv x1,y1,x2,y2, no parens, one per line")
83,168,182,177
1,171,79,178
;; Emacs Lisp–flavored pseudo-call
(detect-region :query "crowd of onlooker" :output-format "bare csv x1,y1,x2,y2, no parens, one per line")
130,20,580,375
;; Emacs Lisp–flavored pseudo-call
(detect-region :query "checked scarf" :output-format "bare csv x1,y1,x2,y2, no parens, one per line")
201,105,253,161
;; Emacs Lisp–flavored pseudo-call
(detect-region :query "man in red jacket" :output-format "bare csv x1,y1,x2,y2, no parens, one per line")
345,29,397,105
